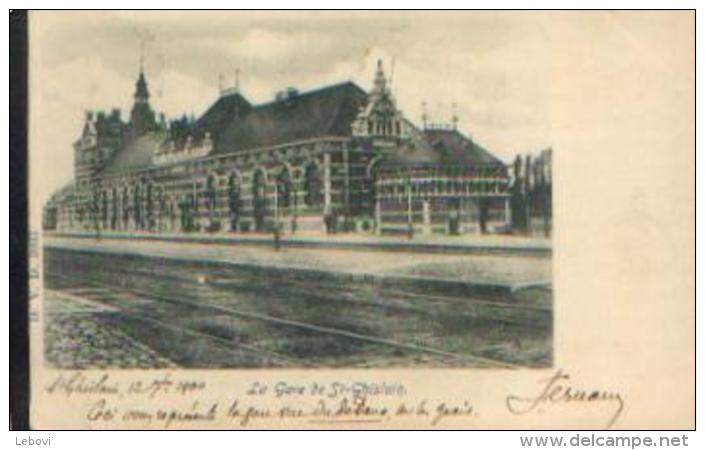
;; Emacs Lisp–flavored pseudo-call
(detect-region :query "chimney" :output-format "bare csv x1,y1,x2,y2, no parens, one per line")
286,87,299,99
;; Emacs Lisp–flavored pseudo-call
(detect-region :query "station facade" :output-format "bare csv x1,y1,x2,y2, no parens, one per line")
43,60,511,236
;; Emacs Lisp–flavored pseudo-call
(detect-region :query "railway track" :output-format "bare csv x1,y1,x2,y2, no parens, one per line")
43,255,551,323
45,271,529,369
45,286,296,367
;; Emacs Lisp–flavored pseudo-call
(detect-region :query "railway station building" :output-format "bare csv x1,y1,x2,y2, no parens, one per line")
43,60,511,236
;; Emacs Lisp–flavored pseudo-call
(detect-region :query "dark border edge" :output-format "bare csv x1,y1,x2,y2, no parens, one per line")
10,8,30,432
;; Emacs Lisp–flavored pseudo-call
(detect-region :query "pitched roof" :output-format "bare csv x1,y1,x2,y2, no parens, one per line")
95,81,505,176
192,92,252,139
164,92,253,150
98,83,367,175
371,120,440,166
212,81,367,155
99,132,165,175
423,128,504,166
376,126,505,168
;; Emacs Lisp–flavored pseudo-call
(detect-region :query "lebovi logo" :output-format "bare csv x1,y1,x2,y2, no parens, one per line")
15,437,51,446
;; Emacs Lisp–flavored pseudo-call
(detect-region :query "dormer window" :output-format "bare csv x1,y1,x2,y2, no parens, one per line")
352,60,406,140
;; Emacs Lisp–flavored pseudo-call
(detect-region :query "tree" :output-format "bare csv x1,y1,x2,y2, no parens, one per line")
510,154,527,233
524,154,532,234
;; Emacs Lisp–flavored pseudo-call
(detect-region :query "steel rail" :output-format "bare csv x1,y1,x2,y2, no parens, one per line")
45,271,527,369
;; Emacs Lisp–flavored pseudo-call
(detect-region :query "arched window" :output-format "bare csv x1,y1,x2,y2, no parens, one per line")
227,172,241,230
367,159,381,215
276,166,292,209
145,182,154,230
180,193,195,232
133,184,142,229
111,187,118,230
205,175,217,215
91,191,98,227
122,186,130,229
304,163,322,207
252,169,267,232
435,179,443,194
155,185,165,229
191,182,200,216
101,190,108,228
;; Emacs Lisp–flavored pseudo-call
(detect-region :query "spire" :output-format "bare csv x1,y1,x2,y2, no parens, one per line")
373,59,387,96
134,68,150,102
133,29,154,103
129,66,157,136
234,68,240,94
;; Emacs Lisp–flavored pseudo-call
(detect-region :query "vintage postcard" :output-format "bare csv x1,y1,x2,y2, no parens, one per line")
25,10,693,429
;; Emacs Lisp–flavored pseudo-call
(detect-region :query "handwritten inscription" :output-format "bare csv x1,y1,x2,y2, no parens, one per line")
87,398,218,428
506,369,625,429
246,381,407,399
46,372,205,399
43,370,626,428
47,373,120,397
44,373,474,428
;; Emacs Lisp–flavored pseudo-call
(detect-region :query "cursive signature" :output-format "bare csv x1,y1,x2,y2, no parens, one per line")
506,369,624,429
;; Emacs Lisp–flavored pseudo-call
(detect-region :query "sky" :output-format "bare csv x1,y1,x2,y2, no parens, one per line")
29,11,553,207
